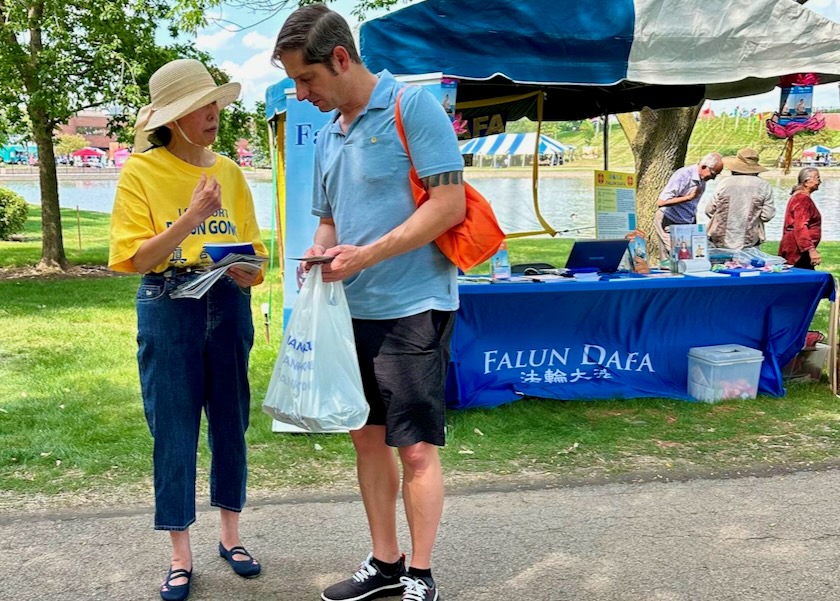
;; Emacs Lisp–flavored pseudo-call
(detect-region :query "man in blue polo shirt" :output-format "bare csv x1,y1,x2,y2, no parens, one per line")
273,5,466,601
654,152,723,261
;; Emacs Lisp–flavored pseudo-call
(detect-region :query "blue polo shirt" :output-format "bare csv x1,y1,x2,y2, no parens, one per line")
312,71,464,320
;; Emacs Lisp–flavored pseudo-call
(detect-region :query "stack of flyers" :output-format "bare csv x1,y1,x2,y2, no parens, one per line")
169,253,267,299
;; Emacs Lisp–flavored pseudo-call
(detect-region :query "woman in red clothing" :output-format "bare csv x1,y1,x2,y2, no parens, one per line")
778,167,822,269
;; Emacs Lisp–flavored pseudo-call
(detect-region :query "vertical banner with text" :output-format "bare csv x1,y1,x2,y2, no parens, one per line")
594,170,636,239
283,91,331,323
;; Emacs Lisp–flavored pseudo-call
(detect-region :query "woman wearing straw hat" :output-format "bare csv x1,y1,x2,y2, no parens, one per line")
705,148,776,250
108,59,267,600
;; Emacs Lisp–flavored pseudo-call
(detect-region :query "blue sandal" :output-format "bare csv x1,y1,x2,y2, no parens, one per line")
219,542,261,578
159,567,192,601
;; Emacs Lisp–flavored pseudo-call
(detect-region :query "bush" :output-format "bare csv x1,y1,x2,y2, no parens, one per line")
0,187,28,240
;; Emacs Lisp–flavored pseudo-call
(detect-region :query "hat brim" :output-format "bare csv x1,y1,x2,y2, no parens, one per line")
144,82,241,131
722,155,768,174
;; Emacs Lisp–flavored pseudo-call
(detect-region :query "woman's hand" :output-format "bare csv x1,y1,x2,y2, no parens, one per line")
227,265,260,288
809,248,821,266
187,174,222,227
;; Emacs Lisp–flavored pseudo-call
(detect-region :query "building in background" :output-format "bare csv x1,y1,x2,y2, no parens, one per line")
58,111,116,150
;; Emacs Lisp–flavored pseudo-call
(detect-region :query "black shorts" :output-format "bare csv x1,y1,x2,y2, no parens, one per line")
352,310,455,448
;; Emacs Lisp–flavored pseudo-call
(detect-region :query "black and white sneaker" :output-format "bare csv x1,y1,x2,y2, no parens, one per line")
321,553,407,601
400,576,440,601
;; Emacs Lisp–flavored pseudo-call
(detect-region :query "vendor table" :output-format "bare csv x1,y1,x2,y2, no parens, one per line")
445,269,834,409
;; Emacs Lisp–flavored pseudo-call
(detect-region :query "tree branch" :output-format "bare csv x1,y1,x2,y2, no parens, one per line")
616,113,638,146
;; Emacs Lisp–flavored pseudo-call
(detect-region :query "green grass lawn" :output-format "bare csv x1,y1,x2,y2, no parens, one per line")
2,206,840,503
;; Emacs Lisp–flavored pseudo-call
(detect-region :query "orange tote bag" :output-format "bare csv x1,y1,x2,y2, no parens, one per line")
395,87,505,272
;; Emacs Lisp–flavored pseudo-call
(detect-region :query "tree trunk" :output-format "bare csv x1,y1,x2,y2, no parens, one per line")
25,3,68,271
30,107,67,271
627,103,703,263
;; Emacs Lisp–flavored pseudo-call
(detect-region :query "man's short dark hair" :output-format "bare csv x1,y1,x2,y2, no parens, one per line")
272,3,361,74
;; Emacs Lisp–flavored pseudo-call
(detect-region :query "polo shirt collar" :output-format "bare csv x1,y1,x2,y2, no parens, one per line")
327,70,397,135
689,164,702,182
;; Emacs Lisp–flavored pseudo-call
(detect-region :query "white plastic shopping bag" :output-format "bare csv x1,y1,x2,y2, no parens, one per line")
263,264,369,432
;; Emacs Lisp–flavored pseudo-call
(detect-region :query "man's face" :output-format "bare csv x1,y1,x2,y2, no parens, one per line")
281,50,340,112
700,163,722,181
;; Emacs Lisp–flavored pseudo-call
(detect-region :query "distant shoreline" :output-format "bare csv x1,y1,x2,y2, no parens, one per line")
0,165,833,184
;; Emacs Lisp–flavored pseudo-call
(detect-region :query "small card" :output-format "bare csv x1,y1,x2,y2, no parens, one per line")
289,255,335,264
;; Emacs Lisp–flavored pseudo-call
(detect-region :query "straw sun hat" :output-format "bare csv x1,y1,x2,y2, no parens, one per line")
722,148,768,174
133,59,241,151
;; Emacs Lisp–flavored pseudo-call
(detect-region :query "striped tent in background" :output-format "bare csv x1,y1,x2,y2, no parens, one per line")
459,132,572,157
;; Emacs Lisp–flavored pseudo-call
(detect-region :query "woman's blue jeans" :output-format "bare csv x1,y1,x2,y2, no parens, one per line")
136,272,254,530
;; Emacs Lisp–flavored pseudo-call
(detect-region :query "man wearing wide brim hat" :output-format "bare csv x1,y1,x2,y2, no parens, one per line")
706,148,776,250
134,58,241,153
721,147,768,174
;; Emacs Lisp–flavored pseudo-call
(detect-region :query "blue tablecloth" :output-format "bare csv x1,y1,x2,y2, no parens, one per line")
446,269,834,408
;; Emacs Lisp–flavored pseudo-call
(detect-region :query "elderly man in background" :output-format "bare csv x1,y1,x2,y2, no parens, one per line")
705,148,775,250
654,152,723,261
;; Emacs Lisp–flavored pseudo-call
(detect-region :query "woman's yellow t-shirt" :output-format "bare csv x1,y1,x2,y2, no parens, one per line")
108,148,268,279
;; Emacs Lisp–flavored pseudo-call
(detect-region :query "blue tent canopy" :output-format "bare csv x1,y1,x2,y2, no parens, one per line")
359,0,840,121
802,145,832,156
265,78,293,119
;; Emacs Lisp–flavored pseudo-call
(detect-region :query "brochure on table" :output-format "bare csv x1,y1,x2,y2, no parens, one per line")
490,241,511,280
627,231,649,274
669,224,709,273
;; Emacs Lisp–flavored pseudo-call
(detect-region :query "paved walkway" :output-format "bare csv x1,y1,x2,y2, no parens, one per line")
4,468,840,601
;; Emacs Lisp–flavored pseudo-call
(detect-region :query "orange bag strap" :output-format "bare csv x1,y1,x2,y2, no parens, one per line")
394,86,411,161
395,86,419,168
394,86,429,207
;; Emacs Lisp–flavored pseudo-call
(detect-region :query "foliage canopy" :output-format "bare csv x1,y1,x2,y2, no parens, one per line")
0,188,28,240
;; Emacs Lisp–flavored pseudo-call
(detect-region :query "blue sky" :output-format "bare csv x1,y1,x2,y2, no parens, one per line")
193,0,840,114
193,0,378,110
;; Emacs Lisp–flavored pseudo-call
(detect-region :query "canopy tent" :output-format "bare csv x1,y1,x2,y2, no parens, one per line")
359,0,840,123
113,148,130,168
359,0,840,237
72,147,105,157
460,132,570,157
802,145,832,156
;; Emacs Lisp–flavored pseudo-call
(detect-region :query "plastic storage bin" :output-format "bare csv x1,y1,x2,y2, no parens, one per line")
782,342,829,382
687,344,764,403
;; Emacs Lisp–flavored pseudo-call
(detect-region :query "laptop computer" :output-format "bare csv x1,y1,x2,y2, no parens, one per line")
564,239,629,273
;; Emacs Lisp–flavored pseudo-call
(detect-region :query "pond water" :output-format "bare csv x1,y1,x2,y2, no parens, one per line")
6,174,839,241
